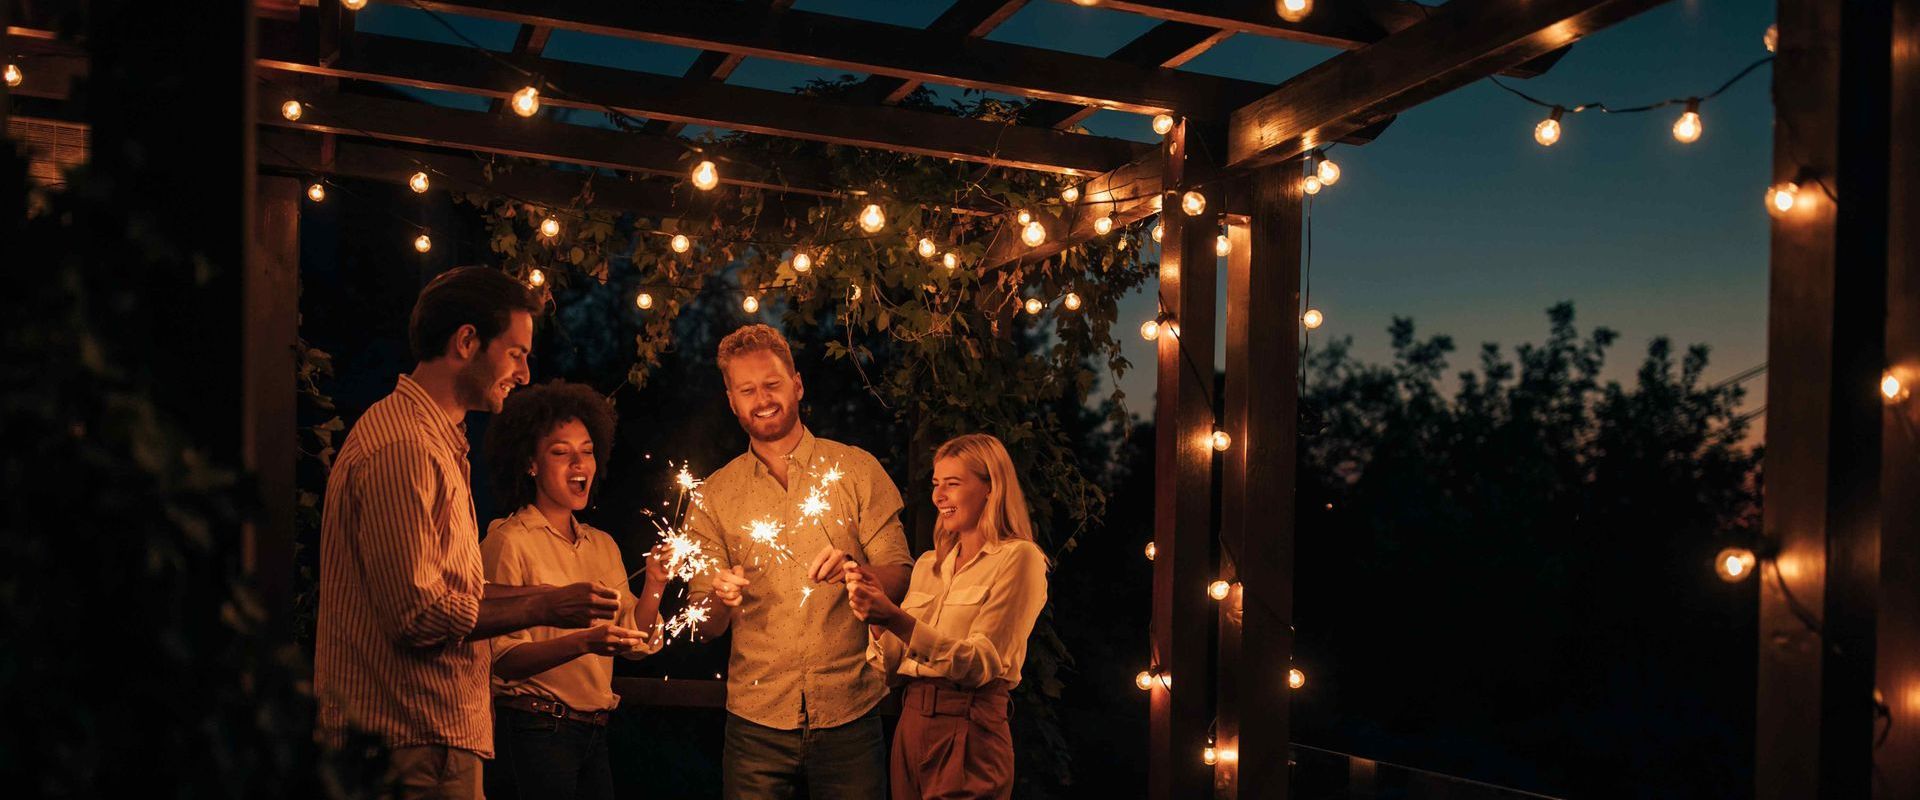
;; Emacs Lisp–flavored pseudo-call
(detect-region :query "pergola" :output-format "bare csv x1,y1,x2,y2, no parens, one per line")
9,0,1918,796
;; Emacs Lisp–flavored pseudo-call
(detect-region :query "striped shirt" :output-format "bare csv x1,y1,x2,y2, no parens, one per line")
315,375,491,757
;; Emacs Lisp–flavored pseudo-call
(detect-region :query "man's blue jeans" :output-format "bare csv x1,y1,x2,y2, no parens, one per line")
486,706,614,800
722,709,887,799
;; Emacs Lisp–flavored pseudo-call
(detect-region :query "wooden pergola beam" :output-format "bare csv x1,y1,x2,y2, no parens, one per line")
1023,21,1232,130
404,0,1272,119
645,0,794,137
851,0,1030,106
1227,0,1667,170
258,25,1148,176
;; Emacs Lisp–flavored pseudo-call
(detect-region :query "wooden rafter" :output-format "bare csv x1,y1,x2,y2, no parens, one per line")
1023,21,1233,130
644,0,794,137
850,0,1030,106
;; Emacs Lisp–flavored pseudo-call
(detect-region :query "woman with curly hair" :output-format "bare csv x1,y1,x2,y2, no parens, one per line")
480,380,667,800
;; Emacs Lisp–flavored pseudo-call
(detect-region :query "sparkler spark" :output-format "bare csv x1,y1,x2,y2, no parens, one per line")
798,486,831,520
818,465,844,485
663,602,711,642
800,586,814,604
676,466,701,493
744,518,794,562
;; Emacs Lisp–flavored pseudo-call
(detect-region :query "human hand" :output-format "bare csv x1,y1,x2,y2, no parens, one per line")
546,581,622,627
807,546,855,584
572,624,649,656
642,544,672,588
844,565,896,625
710,565,750,608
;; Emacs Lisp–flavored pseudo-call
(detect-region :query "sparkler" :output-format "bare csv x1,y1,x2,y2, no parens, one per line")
744,518,795,563
662,603,710,641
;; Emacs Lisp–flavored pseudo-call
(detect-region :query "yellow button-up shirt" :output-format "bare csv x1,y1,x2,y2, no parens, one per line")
686,428,913,730
870,537,1049,689
481,505,663,712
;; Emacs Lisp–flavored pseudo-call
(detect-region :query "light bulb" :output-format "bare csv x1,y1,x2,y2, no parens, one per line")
636,292,654,310
409,171,430,193
280,99,303,121
1714,547,1757,583
1764,23,1778,53
1094,216,1114,236
1208,579,1232,600
1061,186,1081,204
1022,220,1047,247
1151,223,1163,243
1144,541,1157,561
917,238,937,259
1215,234,1231,257
1151,114,1175,136
1063,292,1082,311
850,284,863,302
540,217,560,238
343,0,369,9
1140,319,1160,341
859,203,886,233
1203,747,1218,766
413,233,432,253
1767,182,1800,216
1317,158,1341,185
791,252,812,273
1534,110,1563,147
1210,430,1232,452
1180,191,1206,216
1073,0,1103,6
742,295,760,314
1288,668,1306,689
1884,372,1906,401
1672,100,1703,144
527,268,546,287
1135,670,1154,691
1302,308,1324,329
1017,209,1032,225
1024,297,1044,315
670,234,691,253
691,160,719,191
942,252,958,270
1304,176,1323,195
306,183,326,203
1278,0,1312,23
511,86,540,118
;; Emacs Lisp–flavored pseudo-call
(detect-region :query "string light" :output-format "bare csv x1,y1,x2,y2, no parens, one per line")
1063,292,1082,312
742,295,761,314
636,292,655,310
1024,297,1044,316
1316,157,1341,185
540,217,561,238
511,85,541,117
1094,216,1114,236
1208,579,1233,600
1534,108,1564,146
850,285,863,302
671,234,691,253
1278,0,1312,24
1180,191,1206,216
1135,670,1155,691
1140,319,1161,341
1883,372,1907,402
1766,182,1800,216
859,203,886,233
691,160,719,191
527,268,546,287
1672,99,1703,144
1152,114,1176,136
1714,547,1757,582
1062,186,1081,203
413,233,432,253
942,252,959,270
409,171,430,193
1210,430,1232,452
1144,541,1157,561
1302,308,1324,329
791,252,813,273
306,182,326,203
1152,223,1163,243
1303,175,1323,195
343,0,368,9
917,237,937,259
1203,746,1218,766
280,99,303,121
1022,220,1047,247
1017,209,1032,226
1215,234,1232,257
1288,668,1306,689
1764,24,1778,53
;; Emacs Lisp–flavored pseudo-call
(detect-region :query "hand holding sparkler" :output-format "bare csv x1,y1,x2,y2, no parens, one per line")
845,564,913,640
806,546,857,585
544,581,622,627
710,565,751,608
570,623,652,656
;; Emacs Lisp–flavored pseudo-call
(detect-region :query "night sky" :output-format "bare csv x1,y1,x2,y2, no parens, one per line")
360,0,1775,419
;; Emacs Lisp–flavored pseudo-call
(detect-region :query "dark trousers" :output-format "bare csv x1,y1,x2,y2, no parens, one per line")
486,705,614,800
722,709,888,799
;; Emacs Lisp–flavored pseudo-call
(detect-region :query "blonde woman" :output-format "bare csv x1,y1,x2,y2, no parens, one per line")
846,433,1049,800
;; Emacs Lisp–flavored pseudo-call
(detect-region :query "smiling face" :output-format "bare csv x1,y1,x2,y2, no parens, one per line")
452,310,533,413
722,349,804,443
931,456,991,537
532,418,596,513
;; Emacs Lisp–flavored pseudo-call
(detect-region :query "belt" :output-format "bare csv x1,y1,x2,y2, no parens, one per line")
495,695,611,726
902,679,1010,717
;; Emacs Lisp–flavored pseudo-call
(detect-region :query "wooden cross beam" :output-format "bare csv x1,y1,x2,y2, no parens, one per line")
849,0,1031,106
644,0,794,137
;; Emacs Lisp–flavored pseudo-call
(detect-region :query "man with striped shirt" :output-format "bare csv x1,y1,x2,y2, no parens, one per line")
316,267,622,799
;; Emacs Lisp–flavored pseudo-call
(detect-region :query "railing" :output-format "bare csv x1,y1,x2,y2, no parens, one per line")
1291,743,1565,800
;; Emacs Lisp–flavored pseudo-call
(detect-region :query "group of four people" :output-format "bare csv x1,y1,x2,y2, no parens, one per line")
316,267,1049,799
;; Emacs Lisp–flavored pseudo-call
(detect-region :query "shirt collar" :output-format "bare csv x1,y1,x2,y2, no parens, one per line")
512,504,584,548
750,426,818,478
393,374,470,457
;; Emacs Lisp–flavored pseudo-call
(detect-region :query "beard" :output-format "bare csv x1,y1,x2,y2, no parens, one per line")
738,401,800,443
452,357,504,413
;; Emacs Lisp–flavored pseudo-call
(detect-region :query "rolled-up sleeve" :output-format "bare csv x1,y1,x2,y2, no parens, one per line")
851,453,911,568
353,443,481,648
480,522,532,662
902,544,1048,688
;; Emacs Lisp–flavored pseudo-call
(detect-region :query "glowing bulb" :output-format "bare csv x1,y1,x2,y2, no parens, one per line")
1144,541,1157,561
413,233,432,253
858,204,886,233
1288,668,1306,689
1767,182,1800,216
1278,0,1312,23
1883,372,1905,401
636,292,654,310
1180,191,1206,216
1715,547,1757,583
1151,114,1175,136
691,160,719,191
1022,220,1047,247
1672,100,1703,144
1303,176,1323,195
942,252,958,270
306,183,326,203
1215,234,1231,257
527,268,546,287
1151,193,1164,212
1208,579,1232,600
1302,308,1324,329
1534,110,1563,147
1210,430,1231,452
850,285,863,302
1063,292,1082,311
742,295,760,314
1094,216,1114,236
1017,209,1032,225
540,217,560,238
1203,747,1218,766
1135,670,1154,691
1062,186,1081,204
917,238,937,259
1074,0,1103,6
1024,297,1044,316
280,99,303,121
409,171,430,193
1317,158,1341,185
1140,319,1160,341
1151,223,1163,243
1764,24,1778,53
791,252,812,273
670,234,691,253
510,85,541,117
343,0,368,9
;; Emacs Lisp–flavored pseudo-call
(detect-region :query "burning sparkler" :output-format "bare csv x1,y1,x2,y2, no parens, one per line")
663,603,710,641
744,518,795,563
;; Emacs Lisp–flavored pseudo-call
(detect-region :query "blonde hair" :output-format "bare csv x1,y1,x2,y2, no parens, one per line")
932,433,1034,559
716,324,797,384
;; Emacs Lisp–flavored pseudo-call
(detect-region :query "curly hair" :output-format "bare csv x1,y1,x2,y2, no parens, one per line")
716,324,796,384
484,380,617,512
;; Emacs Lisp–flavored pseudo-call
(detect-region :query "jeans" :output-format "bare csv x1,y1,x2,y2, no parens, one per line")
485,706,614,800
722,709,888,799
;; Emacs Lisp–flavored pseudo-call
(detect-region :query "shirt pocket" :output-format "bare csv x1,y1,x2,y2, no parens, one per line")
901,591,937,616
938,585,990,630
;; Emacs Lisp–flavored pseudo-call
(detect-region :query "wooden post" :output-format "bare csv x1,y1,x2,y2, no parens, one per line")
1215,162,1303,798
247,177,302,621
1757,0,1893,796
1150,118,1216,800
